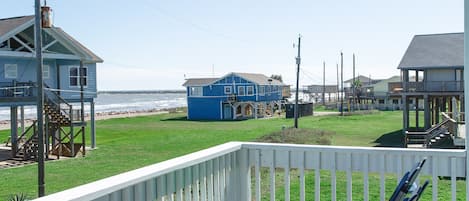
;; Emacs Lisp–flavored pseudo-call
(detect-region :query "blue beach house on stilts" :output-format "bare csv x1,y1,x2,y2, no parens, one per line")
183,72,289,120
0,16,103,160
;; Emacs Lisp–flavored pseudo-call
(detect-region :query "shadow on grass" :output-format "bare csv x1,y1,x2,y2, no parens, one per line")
374,129,405,147
160,116,247,122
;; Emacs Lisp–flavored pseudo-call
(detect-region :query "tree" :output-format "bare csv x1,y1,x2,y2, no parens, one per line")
353,79,363,104
270,74,283,82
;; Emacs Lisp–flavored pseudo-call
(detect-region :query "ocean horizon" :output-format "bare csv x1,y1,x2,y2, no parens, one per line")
0,92,187,121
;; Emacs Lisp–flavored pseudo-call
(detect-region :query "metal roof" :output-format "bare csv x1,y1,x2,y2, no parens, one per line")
398,33,463,69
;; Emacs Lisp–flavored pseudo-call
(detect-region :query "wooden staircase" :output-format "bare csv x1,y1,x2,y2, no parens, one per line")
14,120,38,160
13,87,86,160
406,118,453,148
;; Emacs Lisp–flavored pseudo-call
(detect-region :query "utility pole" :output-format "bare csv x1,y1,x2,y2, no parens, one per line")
352,53,356,111
294,35,301,128
322,61,326,106
340,52,344,116
34,0,45,197
336,63,339,102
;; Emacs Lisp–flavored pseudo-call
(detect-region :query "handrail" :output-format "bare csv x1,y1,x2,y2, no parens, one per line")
32,142,466,201
16,120,38,143
424,118,451,147
44,84,73,122
18,121,38,160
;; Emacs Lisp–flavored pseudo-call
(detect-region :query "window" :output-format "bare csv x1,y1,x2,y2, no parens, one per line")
43,65,50,79
224,86,232,94
69,66,88,87
392,99,399,104
238,86,245,96
378,99,385,104
259,86,265,96
246,86,254,95
4,64,17,78
190,87,203,96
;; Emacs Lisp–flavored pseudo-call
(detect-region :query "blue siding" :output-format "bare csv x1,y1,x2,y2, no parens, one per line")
0,56,98,105
187,97,222,120
57,60,97,101
186,73,284,120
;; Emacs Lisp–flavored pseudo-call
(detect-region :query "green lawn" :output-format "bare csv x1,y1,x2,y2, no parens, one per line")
0,111,461,199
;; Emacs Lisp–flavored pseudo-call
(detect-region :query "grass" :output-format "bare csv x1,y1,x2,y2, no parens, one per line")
0,111,460,199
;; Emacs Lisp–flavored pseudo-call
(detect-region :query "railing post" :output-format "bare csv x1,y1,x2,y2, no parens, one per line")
238,148,250,201
464,0,469,200
226,149,250,201
70,106,74,157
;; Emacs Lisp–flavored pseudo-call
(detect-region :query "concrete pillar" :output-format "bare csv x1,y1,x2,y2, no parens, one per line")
90,101,96,149
10,106,18,157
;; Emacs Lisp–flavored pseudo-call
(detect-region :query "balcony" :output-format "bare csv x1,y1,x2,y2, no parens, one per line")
33,142,467,201
395,81,464,93
0,81,37,103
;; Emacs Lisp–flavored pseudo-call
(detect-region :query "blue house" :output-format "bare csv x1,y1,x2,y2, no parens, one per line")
183,72,289,120
0,16,103,159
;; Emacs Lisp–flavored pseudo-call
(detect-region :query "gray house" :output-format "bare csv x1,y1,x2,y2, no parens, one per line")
0,16,103,159
398,33,464,147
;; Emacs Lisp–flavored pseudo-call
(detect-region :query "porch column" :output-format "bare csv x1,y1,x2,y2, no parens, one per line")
402,95,409,132
402,70,409,91
10,106,18,157
20,106,25,134
415,97,419,129
90,101,96,149
424,95,430,130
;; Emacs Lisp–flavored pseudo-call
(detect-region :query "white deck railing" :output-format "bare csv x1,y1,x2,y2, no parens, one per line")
33,142,466,201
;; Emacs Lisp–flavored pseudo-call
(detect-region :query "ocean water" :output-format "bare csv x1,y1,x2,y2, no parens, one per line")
0,93,187,121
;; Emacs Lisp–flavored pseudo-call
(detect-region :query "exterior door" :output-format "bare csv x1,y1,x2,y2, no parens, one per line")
223,104,232,120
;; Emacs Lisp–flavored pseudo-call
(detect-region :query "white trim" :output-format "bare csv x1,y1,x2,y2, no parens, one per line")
0,19,35,44
68,66,88,88
238,86,245,96
246,86,254,96
4,64,17,79
224,86,232,94
259,86,265,96
12,36,35,53
0,50,81,60
42,39,58,51
189,86,203,97
43,65,50,79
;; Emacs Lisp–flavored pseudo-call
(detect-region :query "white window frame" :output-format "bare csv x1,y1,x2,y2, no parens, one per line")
259,86,265,96
238,86,245,96
224,86,232,94
246,86,254,96
43,65,50,79
4,64,17,79
190,86,203,96
69,66,88,88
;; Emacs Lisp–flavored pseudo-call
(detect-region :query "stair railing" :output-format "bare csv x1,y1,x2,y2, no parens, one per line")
44,84,74,123
16,121,38,160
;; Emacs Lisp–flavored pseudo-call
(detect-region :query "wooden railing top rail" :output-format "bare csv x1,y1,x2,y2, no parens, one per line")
33,142,243,201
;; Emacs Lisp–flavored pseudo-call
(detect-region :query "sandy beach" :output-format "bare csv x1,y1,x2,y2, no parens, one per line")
0,109,173,131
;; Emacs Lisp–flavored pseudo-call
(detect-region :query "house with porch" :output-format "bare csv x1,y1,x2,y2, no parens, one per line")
397,32,464,148
0,16,102,159
183,72,288,120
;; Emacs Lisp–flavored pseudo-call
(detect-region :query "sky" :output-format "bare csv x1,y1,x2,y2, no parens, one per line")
0,0,464,90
